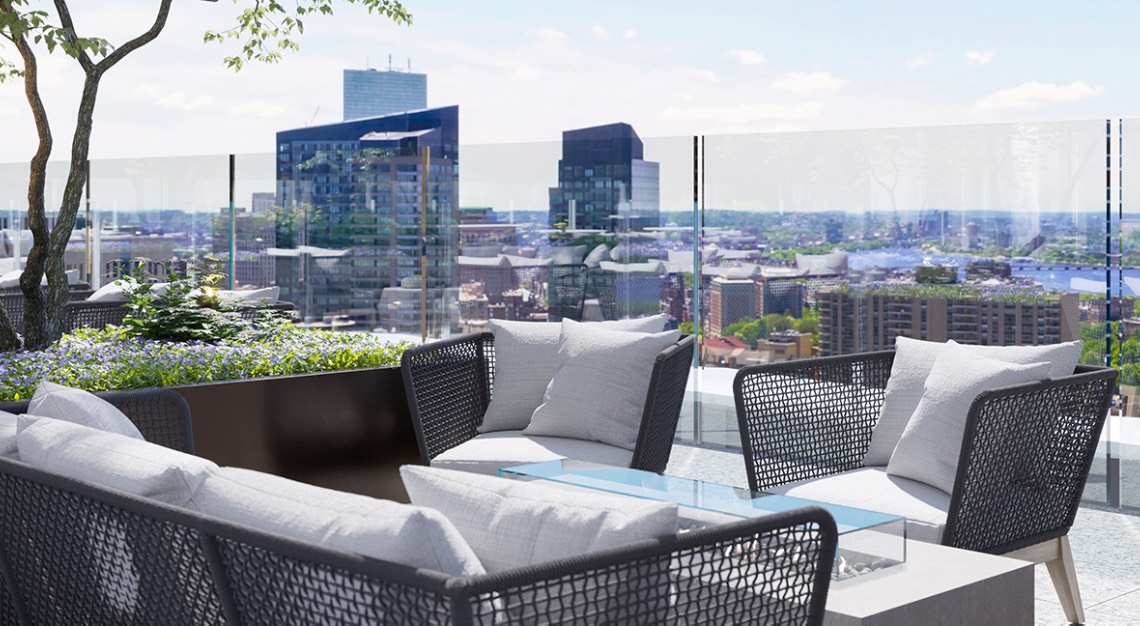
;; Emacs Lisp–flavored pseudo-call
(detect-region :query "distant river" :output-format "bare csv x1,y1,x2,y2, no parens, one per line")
846,248,1139,297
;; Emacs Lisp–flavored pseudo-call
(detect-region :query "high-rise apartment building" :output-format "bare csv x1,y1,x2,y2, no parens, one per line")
816,284,1079,356
548,123,660,233
275,106,459,326
343,68,427,120
757,277,806,318
709,277,757,336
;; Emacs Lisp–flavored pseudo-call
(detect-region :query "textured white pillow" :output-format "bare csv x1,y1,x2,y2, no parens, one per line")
400,465,678,573
28,380,143,440
0,410,17,458
886,351,1051,494
16,414,217,508
523,321,682,450
197,467,484,577
217,286,280,306
866,337,1083,465
0,269,22,289
87,279,133,302
478,315,669,433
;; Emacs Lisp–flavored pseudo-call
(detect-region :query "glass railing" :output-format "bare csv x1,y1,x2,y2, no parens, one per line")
0,117,1135,508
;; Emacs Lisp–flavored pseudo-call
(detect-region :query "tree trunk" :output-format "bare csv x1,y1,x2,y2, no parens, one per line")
16,0,173,351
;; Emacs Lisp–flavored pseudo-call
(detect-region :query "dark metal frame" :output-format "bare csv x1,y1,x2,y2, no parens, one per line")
401,332,697,473
0,387,836,625
733,351,1117,555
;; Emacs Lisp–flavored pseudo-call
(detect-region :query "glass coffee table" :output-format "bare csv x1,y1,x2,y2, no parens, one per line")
500,459,906,579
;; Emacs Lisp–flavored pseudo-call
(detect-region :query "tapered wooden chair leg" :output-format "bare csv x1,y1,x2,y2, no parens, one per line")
1045,536,1084,625
1008,536,1084,625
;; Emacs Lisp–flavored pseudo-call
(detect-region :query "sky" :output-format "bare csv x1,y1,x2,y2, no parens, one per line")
1,0,1139,167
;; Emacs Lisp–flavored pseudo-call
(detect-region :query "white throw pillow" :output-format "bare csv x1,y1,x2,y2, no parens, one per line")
87,279,134,302
217,286,280,306
886,350,1051,494
478,315,669,433
196,467,484,577
0,410,17,458
29,380,143,440
866,337,1083,465
400,465,678,573
522,321,682,450
0,269,21,289
16,414,217,508
583,244,610,268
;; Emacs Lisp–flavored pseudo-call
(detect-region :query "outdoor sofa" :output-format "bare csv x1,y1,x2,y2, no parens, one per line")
0,387,837,625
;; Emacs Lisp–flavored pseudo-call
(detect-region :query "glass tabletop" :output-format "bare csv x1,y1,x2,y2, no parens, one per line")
499,459,904,536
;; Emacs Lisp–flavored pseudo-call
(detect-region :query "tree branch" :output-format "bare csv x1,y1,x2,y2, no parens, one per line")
51,0,92,70
96,0,172,74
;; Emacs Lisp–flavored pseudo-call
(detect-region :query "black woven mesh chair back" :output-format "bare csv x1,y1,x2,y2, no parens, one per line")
586,268,619,321
734,351,894,492
63,300,130,331
402,331,696,474
0,387,195,454
548,264,587,322
735,352,1117,557
943,364,1116,554
0,452,837,626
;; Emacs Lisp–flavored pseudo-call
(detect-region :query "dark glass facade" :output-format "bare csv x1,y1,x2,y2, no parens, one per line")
275,106,459,326
548,123,660,232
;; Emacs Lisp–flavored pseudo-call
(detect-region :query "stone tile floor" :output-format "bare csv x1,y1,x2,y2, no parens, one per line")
666,443,1140,625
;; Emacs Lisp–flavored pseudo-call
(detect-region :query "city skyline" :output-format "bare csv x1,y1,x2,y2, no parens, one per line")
2,1,1139,165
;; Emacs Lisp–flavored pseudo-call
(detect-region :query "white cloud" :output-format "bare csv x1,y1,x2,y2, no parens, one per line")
725,49,766,66
681,67,719,83
660,101,825,123
590,24,610,39
772,71,847,94
905,52,937,70
230,100,292,118
514,65,542,80
156,92,216,111
531,27,569,43
622,28,637,39
975,80,1105,109
966,49,997,66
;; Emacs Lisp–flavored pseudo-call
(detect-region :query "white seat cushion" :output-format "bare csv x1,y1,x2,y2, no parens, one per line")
769,467,950,544
197,467,485,577
430,431,633,476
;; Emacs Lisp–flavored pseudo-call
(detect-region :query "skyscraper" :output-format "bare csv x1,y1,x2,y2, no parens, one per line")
343,68,427,120
275,106,459,326
548,123,660,233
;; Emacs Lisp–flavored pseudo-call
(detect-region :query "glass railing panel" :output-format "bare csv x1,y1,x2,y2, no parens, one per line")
704,121,1105,370
225,153,277,293
87,155,229,287
0,159,88,280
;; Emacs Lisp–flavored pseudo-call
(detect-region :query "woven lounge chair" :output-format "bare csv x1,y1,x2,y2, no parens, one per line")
402,331,695,474
734,350,1116,624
